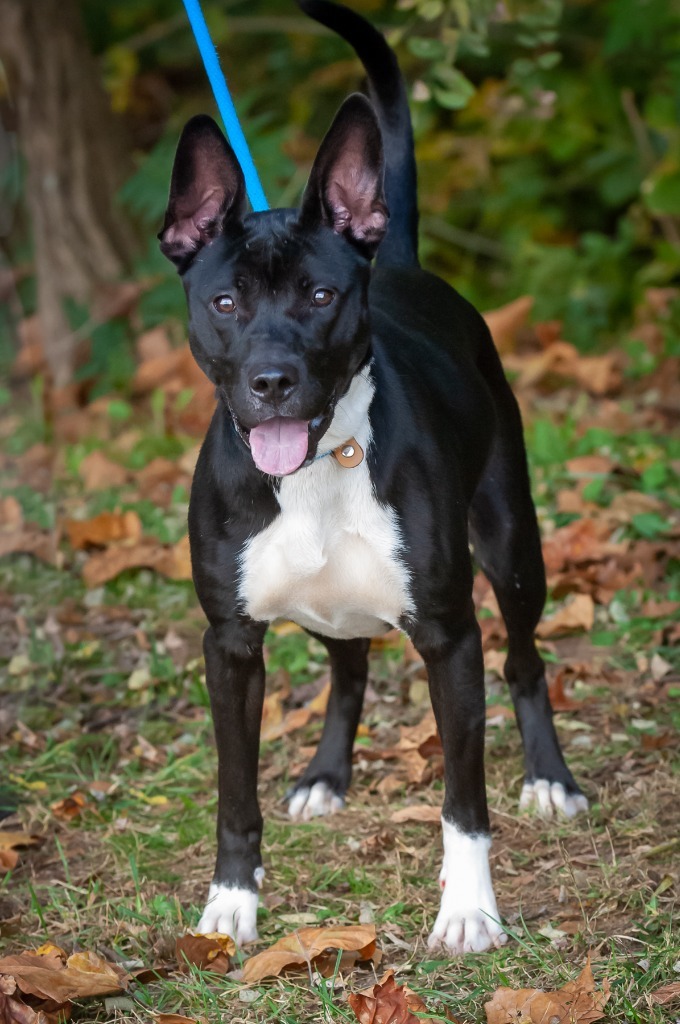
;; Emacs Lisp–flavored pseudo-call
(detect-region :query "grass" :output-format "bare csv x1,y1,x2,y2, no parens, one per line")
1,381,679,1022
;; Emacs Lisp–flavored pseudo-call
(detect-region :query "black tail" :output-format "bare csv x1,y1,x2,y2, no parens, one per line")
298,0,419,268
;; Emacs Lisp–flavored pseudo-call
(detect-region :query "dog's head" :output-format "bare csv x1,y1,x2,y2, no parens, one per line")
159,95,388,475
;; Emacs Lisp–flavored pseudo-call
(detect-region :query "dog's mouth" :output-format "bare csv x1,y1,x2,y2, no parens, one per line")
249,417,310,476
228,404,335,477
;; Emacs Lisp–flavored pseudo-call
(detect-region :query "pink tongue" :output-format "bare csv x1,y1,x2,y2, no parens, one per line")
249,417,309,475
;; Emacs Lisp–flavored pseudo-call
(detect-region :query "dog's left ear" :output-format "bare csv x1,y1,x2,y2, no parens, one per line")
300,94,388,258
159,115,247,267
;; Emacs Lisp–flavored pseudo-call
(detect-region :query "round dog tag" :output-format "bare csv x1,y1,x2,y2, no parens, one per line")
332,437,364,468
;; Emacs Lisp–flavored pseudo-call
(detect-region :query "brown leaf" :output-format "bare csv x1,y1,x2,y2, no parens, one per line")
483,296,534,355
155,1015,201,1024
547,671,582,713
82,536,192,587
536,594,595,639
78,451,128,491
484,959,611,1024
557,960,611,1022
50,793,88,821
0,977,43,1024
542,518,615,574
0,498,23,530
175,933,235,975
390,805,441,825
0,832,42,869
485,987,563,1023
0,948,128,1002
64,511,142,550
242,924,376,983
650,981,680,1006
349,969,428,1024
0,528,56,569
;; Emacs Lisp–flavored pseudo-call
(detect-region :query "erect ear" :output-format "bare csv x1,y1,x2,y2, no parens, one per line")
300,94,388,258
159,115,247,267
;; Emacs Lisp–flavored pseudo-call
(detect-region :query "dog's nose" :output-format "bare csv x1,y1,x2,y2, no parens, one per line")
249,366,299,404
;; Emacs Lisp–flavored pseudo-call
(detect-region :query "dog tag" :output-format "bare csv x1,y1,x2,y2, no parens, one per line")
332,437,364,468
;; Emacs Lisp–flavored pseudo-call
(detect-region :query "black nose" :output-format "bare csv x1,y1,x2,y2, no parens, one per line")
249,365,299,404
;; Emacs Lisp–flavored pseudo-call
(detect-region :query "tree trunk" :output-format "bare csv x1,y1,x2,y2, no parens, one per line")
0,0,138,387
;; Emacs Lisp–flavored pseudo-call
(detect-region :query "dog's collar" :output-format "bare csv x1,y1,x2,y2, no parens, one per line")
228,413,364,470
315,436,364,468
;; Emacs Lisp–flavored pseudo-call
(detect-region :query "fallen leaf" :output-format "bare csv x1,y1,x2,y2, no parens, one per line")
242,924,377,983
650,981,680,1005
0,832,41,870
390,806,441,824
483,296,534,354
536,594,595,639
50,793,88,821
547,671,582,712
485,958,611,1023
0,948,128,1002
349,969,429,1024
0,976,43,1024
82,536,192,587
155,1015,200,1024
64,511,142,550
175,933,235,975
78,451,127,491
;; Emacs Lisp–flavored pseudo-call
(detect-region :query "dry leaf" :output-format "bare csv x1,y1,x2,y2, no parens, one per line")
650,981,680,1005
0,948,128,1003
483,296,533,355
484,959,611,1024
155,1015,200,1024
65,511,142,550
78,451,128,491
242,924,376,983
175,933,235,975
0,832,41,870
82,536,192,587
349,969,429,1024
390,806,441,824
0,976,43,1024
547,671,582,713
536,594,595,639
50,793,87,821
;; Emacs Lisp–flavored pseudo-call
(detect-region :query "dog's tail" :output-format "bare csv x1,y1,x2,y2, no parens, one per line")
298,0,419,268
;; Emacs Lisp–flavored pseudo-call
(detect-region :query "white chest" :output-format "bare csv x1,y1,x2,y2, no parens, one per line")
237,376,413,640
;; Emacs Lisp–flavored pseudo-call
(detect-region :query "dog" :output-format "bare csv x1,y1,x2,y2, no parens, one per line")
159,0,588,954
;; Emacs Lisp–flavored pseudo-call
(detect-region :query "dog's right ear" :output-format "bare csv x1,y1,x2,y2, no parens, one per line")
159,115,246,267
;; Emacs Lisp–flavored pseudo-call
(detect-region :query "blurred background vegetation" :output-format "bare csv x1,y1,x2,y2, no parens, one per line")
1,0,679,393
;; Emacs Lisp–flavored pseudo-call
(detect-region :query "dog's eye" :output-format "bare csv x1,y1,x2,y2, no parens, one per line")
311,288,334,308
213,294,236,315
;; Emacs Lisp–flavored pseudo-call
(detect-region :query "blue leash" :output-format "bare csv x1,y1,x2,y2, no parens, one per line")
182,0,269,212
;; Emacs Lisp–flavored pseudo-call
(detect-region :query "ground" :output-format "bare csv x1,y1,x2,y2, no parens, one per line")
0,296,679,1022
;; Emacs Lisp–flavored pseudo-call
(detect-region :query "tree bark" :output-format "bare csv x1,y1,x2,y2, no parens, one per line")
0,0,138,387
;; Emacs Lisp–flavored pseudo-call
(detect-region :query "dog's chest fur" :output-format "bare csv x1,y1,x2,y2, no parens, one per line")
238,372,413,640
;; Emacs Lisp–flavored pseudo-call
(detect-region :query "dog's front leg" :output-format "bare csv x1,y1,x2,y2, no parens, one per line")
412,612,507,955
197,622,266,944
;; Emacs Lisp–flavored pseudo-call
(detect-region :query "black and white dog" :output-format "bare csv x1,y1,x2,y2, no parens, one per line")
159,0,587,954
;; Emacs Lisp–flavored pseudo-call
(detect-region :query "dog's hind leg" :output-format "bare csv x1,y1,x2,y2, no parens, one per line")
288,635,370,820
469,389,588,819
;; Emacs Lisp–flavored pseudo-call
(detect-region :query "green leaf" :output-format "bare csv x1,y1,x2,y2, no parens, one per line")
407,35,446,60
631,512,670,538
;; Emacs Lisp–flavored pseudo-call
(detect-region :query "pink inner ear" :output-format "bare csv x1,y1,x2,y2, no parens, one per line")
327,172,387,243
162,188,224,253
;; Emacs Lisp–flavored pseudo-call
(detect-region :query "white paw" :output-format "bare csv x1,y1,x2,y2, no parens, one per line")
427,821,507,955
519,780,589,819
288,781,344,821
196,880,261,944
